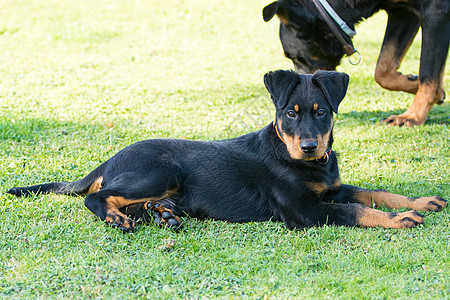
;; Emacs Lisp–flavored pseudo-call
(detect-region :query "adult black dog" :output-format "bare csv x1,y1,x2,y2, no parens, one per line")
263,0,449,127
8,71,446,231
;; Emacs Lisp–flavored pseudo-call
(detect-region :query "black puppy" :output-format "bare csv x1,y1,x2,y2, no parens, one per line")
263,0,449,127
8,70,446,231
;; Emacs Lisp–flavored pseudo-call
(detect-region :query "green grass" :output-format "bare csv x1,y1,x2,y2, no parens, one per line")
0,0,449,298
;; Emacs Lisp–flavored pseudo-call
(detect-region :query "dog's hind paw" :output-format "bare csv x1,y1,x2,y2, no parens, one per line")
105,212,136,233
146,201,182,231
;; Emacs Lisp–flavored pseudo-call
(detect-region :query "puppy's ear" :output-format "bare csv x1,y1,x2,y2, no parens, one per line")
312,70,349,113
264,70,300,110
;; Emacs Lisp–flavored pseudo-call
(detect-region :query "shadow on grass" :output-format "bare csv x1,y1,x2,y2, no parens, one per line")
0,118,106,142
1,87,447,144
222,99,449,135
337,103,449,126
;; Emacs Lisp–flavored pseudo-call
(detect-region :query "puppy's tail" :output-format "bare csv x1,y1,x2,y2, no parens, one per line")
7,165,105,197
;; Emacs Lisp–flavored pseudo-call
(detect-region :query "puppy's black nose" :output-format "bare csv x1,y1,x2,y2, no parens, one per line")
300,140,318,153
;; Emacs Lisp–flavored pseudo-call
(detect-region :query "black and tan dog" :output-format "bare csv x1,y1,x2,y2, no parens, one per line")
263,0,449,127
8,70,446,231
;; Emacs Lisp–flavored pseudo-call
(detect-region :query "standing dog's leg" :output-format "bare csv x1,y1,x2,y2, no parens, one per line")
383,12,449,126
374,9,420,94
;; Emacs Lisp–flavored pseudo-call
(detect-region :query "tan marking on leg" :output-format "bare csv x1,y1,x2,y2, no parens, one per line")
107,196,151,209
107,189,178,210
103,189,178,230
86,176,103,194
307,182,328,196
356,206,423,229
374,43,418,94
104,204,128,222
383,81,439,127
151,189,177,202
354,190,447,211
104,202,136,230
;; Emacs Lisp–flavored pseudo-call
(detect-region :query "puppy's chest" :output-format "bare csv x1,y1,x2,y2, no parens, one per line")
278,166,339,197
301,170,340,197
305,176,340,196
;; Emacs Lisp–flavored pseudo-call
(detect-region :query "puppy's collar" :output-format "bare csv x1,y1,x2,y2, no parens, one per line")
315,149,332,165
272,121,332,164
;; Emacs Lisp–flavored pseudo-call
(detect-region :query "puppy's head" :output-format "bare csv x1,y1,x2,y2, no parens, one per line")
264,70,349,160
263,0,346,73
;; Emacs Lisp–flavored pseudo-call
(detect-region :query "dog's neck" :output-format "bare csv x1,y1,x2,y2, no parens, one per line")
320,0,383,27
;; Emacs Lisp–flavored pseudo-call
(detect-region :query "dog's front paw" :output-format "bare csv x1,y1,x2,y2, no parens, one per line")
105,212,136,232
382,114,424,127
146,202,182,231
411,196,447,212
392,210,424,228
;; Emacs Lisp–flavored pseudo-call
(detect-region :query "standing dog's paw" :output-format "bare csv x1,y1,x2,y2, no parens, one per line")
382,114,424,127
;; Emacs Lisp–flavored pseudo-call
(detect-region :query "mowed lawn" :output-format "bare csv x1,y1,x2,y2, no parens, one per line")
0,0,449,298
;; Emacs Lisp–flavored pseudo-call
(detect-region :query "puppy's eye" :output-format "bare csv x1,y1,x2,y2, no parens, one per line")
317,109,326,117
286,110,297,118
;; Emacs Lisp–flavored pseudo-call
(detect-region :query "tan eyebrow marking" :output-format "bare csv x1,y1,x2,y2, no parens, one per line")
294,104,299,112
313,103,318,111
